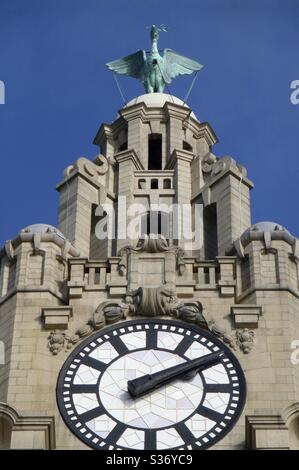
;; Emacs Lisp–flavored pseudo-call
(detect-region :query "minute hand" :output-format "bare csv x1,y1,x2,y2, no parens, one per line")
127,351,222,398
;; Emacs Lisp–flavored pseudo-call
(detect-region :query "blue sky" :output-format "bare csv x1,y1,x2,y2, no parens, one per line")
0,0,299,244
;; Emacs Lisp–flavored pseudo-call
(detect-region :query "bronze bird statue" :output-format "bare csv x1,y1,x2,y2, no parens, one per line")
106,25,203,93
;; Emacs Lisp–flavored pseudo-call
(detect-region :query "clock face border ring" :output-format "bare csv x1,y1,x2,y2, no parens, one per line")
56,318,247,450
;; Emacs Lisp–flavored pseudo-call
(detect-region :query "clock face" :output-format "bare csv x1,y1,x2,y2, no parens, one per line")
57,319,246,450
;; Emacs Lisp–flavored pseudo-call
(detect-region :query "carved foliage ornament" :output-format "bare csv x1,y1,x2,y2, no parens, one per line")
236,328,255,354
48,286,235,355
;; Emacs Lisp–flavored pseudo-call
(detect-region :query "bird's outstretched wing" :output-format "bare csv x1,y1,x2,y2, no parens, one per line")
163,49,203,84
106,50,147,79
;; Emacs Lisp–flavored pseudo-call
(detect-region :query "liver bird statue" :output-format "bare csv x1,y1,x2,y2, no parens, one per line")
106,25,203,93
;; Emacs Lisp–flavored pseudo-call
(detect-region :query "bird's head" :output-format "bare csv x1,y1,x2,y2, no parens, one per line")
150,24,168,41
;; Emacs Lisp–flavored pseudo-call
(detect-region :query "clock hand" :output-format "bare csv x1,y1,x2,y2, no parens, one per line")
127,350,222,398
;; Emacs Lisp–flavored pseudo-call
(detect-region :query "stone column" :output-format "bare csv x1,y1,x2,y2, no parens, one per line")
168,149,194,253
57,156,111,258
216,173,252,255
115,150,144,252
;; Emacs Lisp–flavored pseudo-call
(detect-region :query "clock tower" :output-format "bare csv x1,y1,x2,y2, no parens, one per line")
1,36,299,450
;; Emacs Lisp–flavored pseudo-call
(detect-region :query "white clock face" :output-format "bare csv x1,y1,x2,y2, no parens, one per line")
57,319,246,450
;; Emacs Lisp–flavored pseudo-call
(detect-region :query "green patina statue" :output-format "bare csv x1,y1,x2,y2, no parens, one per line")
106,25,203,93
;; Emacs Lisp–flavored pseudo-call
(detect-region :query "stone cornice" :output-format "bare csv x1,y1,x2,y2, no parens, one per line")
164,101,194,121
56,155,111,193
246,415,289,450
117,100,204,130
118,102,170,125
0,402,56,450
119,100,196,125
195,121,218,146
0,286,67,306
42,306,73,330
134,169,174,177
236,284,299,302
93,123,114,147
191,166,254,203
119,102,150,122
233,225,299,258
68,257,89,265
93,118,127,147
56,170,113,195
165,148,194,169
115,148,144,170
231,304,263,328
216,256,237,263
0,231,80,260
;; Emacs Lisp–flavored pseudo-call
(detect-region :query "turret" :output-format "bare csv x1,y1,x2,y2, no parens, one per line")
232,221,299,297
0,224,79,408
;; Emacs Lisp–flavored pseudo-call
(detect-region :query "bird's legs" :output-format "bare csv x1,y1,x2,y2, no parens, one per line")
156,84,165,93
145,78,154,93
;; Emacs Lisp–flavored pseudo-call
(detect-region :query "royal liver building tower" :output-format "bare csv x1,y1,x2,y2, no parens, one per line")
1,27,299,451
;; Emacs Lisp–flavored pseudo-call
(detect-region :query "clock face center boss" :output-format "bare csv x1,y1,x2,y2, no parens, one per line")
56,319,246,450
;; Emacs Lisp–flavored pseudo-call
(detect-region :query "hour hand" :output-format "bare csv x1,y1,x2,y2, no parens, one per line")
127,351,222,398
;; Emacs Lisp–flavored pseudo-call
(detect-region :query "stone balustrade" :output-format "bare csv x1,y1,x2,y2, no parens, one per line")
67,255,237,299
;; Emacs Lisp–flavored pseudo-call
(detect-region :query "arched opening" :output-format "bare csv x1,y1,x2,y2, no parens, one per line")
148,133,162,170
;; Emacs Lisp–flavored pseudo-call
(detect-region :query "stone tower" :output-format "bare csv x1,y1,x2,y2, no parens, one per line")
0,92,299,450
